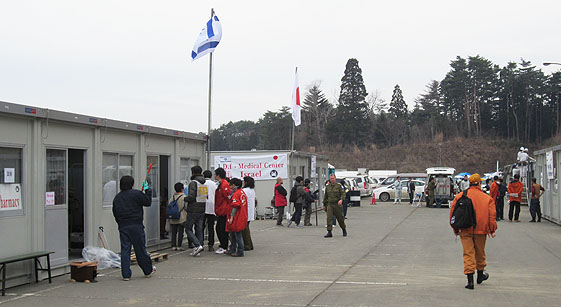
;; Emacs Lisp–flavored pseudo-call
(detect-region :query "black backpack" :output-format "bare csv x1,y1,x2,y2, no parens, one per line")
289,185,298,203
450,190,476,230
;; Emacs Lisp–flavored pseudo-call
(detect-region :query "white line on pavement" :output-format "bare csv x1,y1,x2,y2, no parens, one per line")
157,276,407,286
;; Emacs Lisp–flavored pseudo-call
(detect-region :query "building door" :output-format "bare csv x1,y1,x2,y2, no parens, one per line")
144,155,170,245
68,149,85,259
145,156,159,245
159,156,170,241
45,149,68,267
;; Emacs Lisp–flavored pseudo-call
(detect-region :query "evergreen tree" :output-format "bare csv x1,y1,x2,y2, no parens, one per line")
210,120,260,151
441,56,470,135
389,84,408,119
258,107,292,150
465,55,500,136
411,80,443,139
302,82,333,148
546,71,561,136
329,58,369,146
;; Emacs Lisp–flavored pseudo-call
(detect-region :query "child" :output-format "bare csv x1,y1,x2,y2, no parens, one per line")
226,178,248,257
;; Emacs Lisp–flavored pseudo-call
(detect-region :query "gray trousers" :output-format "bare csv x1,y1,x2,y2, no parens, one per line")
276,206,285,225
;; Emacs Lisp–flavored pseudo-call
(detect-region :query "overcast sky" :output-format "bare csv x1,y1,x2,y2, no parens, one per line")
1,0,560,134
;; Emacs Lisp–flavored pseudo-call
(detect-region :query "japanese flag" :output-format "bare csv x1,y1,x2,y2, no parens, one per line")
291,68,301,126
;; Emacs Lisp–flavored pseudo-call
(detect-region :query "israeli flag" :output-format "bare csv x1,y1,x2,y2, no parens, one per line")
191,14,222,61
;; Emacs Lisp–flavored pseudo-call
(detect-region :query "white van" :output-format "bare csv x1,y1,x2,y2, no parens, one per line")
425,167,456,206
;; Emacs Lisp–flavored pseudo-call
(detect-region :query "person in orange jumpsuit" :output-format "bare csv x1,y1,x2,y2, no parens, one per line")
450,174,497,290
489,176,501,221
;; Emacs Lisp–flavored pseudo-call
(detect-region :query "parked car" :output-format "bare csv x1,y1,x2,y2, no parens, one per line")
424,167,456,207
368,177,379,189
335,178,360,193
373,180,426,202
368,170,397,184
377,173,426,187
347,175,372,197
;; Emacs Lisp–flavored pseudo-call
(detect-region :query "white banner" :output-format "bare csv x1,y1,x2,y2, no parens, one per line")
214,154,288,180
0,184,22,211
546,151,555,180
311,155,317,177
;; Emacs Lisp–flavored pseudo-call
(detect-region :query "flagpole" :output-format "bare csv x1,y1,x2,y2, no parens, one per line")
206,8,214,170
291,67,297,152
291,121,295,152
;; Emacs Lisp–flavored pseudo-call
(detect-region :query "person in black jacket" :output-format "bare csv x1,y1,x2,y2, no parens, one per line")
112,175,155,281
184,166,207,256
303,179,317,226
497,178,507,221
407,178,415,205
288,176,307,228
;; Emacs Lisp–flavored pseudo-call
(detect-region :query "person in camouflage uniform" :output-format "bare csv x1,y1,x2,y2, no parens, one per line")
323,174,347,238
426,177,437,208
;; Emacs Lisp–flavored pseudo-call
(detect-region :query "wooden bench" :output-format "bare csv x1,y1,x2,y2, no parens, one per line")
0,251,54,296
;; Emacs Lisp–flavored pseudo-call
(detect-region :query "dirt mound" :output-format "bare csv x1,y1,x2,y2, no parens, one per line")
317,137,528,174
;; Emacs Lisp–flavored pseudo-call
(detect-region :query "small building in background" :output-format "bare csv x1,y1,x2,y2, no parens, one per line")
210,150,329,219
0,101,206,288
534,145,561,225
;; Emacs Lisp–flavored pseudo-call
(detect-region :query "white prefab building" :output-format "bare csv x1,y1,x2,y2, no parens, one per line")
534,145,561,225
210,151,329,218
0,101,206,288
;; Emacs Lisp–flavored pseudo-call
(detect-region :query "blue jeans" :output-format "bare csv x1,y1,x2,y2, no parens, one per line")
185,212,204,247
119,224,153,278
229,231,244,256
530,199,542,221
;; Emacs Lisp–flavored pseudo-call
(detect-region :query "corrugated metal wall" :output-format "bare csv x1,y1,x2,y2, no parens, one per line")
535,145,561,225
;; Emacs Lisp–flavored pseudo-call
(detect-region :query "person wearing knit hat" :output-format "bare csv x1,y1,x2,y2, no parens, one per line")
449,173,497,290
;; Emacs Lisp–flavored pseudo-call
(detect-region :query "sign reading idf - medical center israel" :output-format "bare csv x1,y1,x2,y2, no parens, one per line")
0,184,22,211
214,154,288,180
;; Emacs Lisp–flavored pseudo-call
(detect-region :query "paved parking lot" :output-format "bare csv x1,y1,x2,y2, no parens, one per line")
2,199,561,306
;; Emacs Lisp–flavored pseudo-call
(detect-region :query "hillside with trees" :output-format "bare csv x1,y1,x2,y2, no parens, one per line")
210,56,561,172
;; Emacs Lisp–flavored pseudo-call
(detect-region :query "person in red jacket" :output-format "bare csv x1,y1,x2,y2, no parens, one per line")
449,173,497,290
226,178,248,257
274,178,288,226
214,168,231,254
507,174,524,222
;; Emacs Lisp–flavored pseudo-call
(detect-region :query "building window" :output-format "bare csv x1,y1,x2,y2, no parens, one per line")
102,153,134,207
179,158,190,184
0,147,23,215
179,158,200,184
46,149,66,205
